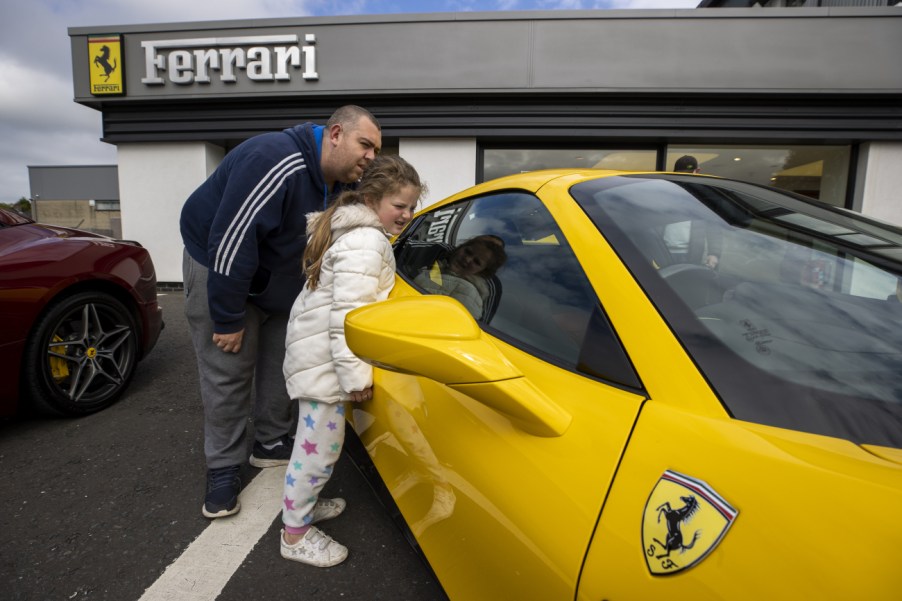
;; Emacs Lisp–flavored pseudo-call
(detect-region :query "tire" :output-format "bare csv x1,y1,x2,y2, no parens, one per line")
22,291,139,416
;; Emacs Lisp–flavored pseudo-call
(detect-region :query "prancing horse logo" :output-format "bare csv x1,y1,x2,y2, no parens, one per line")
654,495,703,559
642,470,738,575
93,45,117,82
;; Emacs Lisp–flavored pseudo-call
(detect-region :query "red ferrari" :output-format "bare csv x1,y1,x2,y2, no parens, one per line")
0,208,163,416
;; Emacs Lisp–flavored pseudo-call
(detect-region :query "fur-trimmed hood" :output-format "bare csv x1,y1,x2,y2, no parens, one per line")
306,202,389,241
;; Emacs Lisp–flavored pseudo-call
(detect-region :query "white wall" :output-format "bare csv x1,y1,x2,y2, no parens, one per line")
118,142,224,283
399,138,477,208
856,141,902,228
117,137,478,284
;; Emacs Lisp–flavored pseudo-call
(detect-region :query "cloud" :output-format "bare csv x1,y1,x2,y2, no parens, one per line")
0,0,320,203
0,56,112,202
0,9,113,201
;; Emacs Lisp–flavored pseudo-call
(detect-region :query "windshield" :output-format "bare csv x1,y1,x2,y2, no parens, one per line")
572,174,902,448
0,209,34,227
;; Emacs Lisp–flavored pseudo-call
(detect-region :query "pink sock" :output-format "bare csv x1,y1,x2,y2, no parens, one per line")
284,524,310,536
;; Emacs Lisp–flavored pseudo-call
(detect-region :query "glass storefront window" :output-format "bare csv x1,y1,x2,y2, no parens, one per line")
481,145,852,208
482,148,657,182
667,145,851,207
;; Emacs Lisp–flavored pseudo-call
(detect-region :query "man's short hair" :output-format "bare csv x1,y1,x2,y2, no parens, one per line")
673,155,699,172
327,105,381,132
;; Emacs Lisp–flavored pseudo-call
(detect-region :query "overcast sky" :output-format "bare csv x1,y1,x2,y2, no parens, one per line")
0,0,699,205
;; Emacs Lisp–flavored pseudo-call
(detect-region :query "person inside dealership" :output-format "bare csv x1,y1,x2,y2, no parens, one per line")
179,105,382,520
663,155,723,270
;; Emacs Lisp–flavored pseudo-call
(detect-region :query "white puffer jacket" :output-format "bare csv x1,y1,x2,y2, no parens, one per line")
283,203,395,402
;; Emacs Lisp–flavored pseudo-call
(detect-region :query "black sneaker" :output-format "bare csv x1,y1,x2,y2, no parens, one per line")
202,465,241,518
249,435,293,468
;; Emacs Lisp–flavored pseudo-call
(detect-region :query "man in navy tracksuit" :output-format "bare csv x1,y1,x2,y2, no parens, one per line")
180,105,382,518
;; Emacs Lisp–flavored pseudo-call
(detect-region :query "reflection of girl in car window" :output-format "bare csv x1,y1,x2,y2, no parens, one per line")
413,235,506,319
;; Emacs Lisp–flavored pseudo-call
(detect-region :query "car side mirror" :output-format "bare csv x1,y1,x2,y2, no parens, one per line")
345,295,572,437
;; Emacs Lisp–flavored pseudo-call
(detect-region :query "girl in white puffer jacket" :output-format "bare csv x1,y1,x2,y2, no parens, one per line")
280,154,424,568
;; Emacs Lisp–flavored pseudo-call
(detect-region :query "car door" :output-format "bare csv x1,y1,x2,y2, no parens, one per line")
347,190,648,600
568,175,902,601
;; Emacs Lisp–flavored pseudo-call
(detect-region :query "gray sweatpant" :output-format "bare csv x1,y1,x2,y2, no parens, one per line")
183,250,295,469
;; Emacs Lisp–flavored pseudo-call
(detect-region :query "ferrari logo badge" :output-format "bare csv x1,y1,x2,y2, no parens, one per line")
642,470,738,575
89,34,125,95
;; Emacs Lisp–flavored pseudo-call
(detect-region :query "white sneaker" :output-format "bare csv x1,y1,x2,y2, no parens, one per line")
281,527,348,567
311,497,346,524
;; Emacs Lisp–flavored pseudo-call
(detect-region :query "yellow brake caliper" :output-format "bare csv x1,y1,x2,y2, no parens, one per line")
49,335,70,381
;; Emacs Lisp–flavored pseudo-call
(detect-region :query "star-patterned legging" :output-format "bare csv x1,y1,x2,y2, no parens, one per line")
282,399,346,532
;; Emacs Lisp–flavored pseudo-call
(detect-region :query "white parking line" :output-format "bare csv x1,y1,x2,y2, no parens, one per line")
138,467,283,601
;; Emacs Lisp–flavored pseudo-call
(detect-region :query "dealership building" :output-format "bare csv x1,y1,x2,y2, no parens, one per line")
65,5,902,283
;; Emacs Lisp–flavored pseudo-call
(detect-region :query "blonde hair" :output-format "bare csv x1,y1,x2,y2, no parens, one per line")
303,154,424,290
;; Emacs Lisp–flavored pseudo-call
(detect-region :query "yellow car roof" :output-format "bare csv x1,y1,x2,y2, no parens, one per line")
429,168,627,210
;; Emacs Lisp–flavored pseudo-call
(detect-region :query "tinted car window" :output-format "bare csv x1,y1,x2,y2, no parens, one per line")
572,174,902,447
395,192,640,389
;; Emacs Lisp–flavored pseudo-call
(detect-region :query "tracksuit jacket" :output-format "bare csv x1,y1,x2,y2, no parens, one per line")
180,123,335,334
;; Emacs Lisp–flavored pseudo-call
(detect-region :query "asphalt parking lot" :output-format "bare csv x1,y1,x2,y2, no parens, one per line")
0,291,448,601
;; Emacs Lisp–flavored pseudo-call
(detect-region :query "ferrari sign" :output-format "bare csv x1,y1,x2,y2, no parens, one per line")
140,34,319,85
89,35,124,95
642,470,738,575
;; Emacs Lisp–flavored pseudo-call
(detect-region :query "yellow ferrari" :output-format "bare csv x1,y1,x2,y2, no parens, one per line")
344,170,902,600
